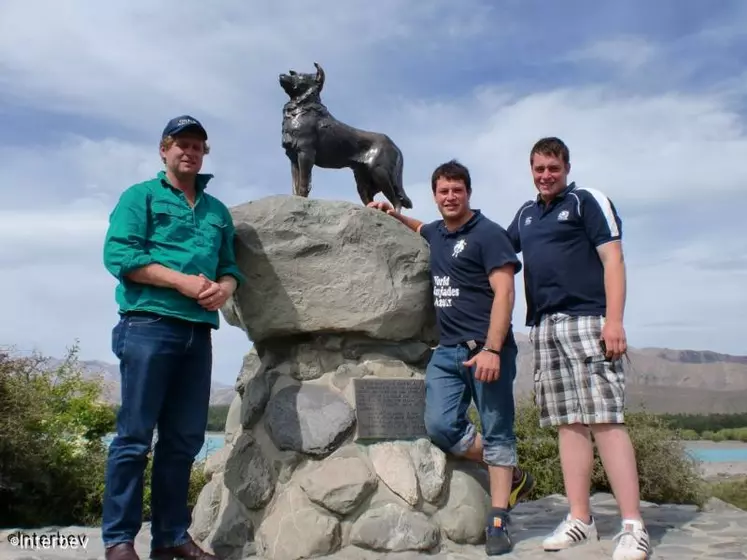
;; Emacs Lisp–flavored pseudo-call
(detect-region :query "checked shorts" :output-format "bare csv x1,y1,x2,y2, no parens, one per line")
531,313,625,427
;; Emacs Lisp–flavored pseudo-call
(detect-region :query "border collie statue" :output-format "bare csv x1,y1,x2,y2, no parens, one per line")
279,62,414,212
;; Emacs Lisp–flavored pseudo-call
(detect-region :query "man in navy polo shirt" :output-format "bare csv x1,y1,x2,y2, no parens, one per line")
368,159,534,556
507,137,649,560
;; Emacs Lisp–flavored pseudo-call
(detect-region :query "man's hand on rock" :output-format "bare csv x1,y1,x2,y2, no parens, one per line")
176,273,212,299
367,201,397,215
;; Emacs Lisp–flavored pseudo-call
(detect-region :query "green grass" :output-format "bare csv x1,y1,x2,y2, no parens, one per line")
709,477,747,511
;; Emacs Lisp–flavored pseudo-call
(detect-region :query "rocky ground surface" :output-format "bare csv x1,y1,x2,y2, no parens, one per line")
2,493,745,560
700,461,747,480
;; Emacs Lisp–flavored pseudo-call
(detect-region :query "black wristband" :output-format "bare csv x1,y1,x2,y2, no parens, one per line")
481,347,501,355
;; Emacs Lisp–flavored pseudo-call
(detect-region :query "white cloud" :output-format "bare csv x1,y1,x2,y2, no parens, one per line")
1,2,745,384
0,0,494,134
565,36,657,72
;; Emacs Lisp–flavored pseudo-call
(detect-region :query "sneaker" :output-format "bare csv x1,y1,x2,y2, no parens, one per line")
612,519,650,560
485,510,513,556
508,467,535,510
542,514,598,551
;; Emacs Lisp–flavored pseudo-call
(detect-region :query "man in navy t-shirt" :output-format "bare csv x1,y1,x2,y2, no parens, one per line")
506,137,649,560
368,159,534,556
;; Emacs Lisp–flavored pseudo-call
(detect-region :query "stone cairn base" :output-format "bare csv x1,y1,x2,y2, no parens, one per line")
190,337,493,560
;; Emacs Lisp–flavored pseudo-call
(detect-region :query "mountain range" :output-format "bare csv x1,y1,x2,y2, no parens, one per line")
75,335,747,415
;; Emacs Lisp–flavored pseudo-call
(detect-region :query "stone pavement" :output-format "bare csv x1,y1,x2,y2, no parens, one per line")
1,493,745,560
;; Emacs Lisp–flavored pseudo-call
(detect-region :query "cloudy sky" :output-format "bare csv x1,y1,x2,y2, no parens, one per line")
1,1,745,385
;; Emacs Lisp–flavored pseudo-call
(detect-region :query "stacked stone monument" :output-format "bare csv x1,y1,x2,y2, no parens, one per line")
189,195,495,560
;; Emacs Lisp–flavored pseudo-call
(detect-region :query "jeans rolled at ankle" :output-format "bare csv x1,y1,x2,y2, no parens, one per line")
423,343,518,467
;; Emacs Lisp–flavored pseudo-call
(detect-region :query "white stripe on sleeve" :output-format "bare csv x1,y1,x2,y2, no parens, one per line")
576,187,620,237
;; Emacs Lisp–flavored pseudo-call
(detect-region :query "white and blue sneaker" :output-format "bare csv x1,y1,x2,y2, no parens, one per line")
612,519,650,560
542,514,598,551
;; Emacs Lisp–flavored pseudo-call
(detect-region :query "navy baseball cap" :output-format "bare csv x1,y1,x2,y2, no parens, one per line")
161,115,207,140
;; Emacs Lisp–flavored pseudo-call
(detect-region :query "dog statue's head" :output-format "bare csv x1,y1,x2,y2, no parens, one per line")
279,62,325,101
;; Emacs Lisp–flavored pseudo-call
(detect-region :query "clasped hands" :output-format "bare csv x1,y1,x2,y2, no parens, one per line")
178,273,233,311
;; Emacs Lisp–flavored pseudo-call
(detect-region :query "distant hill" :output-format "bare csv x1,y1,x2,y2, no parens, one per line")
71,336,747,414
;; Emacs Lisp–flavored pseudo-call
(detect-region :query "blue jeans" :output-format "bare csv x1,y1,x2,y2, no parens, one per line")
423,343,518,466
101,312,213,549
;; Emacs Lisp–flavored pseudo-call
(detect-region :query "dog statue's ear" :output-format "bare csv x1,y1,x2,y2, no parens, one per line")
313,62,325,90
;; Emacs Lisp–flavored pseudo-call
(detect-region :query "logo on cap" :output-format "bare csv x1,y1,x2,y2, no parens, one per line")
162,114,207,139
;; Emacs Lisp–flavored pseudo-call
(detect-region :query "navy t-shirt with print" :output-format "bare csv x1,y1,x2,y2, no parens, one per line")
419,210,522,348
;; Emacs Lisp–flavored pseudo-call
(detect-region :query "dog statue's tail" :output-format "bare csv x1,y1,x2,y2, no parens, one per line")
391,147,413,210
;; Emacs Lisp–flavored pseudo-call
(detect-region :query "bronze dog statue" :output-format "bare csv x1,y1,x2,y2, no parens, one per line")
279,63,413,212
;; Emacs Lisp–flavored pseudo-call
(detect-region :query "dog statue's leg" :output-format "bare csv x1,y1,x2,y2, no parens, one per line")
369,165,400,211
290,159,300,196
297,152,314,197
353,166,374,206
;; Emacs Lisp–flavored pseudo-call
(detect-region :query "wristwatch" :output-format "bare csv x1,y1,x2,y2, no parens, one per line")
481,347,501,355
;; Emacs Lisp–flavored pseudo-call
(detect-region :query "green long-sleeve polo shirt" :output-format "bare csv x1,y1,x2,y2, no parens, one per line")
103,171,245,328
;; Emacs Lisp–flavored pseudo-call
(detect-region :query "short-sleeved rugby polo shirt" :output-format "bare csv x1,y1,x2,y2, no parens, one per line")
507,182,622,327
420,210,521,347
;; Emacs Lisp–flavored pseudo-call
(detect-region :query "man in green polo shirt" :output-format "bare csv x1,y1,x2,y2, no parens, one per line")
101,115,243,560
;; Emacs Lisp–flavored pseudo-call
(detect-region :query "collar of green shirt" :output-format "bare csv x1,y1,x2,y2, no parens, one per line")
157,170,214,192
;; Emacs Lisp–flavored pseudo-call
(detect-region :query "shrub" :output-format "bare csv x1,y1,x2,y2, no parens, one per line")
468,398,707,507
714,428,747,442
678,429,700,440
0,345,209,527
0,345,116,526
711,430,727,442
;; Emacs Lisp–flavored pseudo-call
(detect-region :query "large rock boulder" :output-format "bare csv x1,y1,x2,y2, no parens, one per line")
222,195,438,344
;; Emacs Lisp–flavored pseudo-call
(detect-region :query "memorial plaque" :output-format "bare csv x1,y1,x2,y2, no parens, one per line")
353,377,427,440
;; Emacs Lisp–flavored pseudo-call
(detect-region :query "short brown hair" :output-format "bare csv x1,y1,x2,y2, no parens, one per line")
159,135,210,164
431,159,471,194
530,137,569,165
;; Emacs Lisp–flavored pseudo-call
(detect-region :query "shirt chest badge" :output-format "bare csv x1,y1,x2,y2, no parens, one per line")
524,216,533,226
557,209,570,221
452,238,467,258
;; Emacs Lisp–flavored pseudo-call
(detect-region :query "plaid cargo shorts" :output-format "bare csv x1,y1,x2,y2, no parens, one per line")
530,313,625,427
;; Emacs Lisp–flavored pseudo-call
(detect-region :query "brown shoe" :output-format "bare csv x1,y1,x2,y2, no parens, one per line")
150,537,217,560
105,542,140,560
